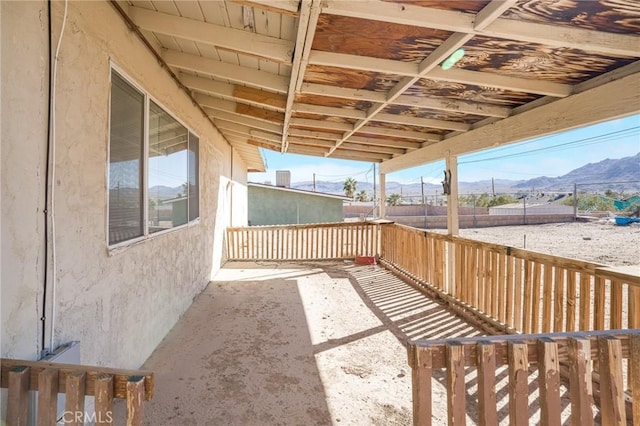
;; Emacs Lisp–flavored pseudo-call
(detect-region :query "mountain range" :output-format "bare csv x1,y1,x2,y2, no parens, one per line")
289,153,640,197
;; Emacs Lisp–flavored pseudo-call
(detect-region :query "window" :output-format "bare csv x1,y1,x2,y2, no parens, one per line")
109,70,199,246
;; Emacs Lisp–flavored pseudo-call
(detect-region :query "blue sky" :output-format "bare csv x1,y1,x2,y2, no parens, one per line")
248,114,640,185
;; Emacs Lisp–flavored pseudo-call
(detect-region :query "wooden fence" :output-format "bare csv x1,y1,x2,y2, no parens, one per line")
1,358,154,425
408,330,639,425
380,223,640,335
226,222,379,261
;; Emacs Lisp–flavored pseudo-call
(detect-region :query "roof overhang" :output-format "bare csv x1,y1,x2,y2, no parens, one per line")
114,0,640,173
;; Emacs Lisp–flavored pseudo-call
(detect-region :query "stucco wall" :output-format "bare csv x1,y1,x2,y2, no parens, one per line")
1,0,49,361
1,1,248,369
248,186,344,225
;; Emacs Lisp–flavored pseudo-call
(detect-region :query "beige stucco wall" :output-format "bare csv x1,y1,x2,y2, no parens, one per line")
1,1,248,369
1,0,49,361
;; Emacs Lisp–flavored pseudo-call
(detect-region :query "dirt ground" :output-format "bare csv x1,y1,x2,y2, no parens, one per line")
141,262,483,426
437,218,640,267
139,220,638,425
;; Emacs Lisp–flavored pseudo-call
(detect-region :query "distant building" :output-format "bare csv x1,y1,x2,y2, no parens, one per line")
248,183,348,226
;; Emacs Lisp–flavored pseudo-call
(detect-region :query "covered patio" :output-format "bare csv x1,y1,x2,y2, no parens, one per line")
142,261,482,425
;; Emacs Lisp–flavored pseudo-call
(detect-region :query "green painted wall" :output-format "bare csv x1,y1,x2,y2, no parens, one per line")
248,185,344,225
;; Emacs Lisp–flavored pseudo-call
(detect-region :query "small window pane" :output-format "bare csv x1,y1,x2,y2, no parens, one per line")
148,101,188,232
188,133,199,222
109,73,144,245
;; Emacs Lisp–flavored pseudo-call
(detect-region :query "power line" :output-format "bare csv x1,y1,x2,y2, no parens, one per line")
460,126,639,165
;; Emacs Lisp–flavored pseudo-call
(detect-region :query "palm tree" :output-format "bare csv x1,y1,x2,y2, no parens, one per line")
354,190,369,202
386,193,402,206
343,177,357,198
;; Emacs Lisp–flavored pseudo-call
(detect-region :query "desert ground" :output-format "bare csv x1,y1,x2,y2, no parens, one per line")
140,220,637,425
437,218,640,267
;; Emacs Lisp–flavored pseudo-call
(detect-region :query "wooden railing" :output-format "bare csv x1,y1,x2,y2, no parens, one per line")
380,223,640,335
226,221,379,261
408,330,639,425
1,358,154,425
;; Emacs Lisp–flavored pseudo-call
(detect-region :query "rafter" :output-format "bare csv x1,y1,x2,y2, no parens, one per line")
281,0,322,152
195,94,284,124
293,103,366,120
230,0,300,16
163,50,289,94
321,0,640,57
357,126,442,143
288,128,340,141
128,6,294,64
380,72,640,173
307,50,571,98
180,74,286,112
289,118,353,132
348,136,422,150
373,114,470,132
209,110,284,133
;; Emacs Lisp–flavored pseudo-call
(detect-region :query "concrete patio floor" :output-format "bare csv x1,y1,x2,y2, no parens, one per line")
142,261,484,425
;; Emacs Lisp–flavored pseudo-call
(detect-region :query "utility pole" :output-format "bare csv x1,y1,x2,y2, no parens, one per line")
373,163,377,209
421,176,425,205
313,173,316,192
491,177,495,197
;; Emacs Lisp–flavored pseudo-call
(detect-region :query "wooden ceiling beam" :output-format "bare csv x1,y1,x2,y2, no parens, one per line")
209,110,284,133
380,72,640,173
289,118,353,132
308,50,571,98
230,0,300,16
348,135,422,150
321,0,640,57
301,82,386,103
358,126,442,142
340,142,406,155
196,94,284,124
288,128,341,141
373,113,470,132
327,1,506,155
330,149,391,161
164,50,289,94
293,103,366,120
301,82,509,117
128,6,294,64
282,0,322,152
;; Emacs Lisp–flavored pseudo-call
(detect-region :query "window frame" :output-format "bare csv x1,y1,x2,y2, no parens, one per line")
107,65,200,250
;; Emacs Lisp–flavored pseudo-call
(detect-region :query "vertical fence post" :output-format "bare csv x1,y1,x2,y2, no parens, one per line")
568,337,594,426
409,345,433,426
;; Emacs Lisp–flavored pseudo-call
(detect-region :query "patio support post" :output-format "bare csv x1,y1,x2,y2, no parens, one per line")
446,154,459,294
379,172,386,218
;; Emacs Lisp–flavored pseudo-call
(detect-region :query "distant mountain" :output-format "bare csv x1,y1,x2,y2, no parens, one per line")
514,153,640,191
287,153,640,196
149,185,183,199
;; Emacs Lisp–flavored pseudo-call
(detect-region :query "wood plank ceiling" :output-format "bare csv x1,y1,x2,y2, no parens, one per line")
119,0,640,173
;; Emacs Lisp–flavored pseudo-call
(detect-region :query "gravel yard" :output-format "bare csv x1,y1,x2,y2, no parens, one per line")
437,219,640,267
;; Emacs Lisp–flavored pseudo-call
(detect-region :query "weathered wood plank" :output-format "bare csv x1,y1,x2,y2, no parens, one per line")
542,265,553,333
598,336,626,425
594,277,606,330
65,371,86,426
537,338,561,426
411,346,433,426
579,273,591,331
446,342,466,426
568,337,593,426
126,376,145,426
476,342,497,426
629,334,640,426
532,263,542,334
7,366,30,426
0,359,154,401
37,368,59,426
611,279,623,329
95,373,114,425
553,267,565,332
508,342,529,426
